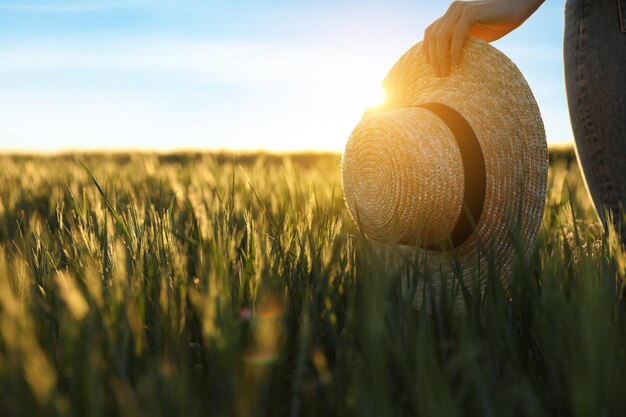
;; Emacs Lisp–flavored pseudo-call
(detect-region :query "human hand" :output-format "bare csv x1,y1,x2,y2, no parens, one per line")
423,0,544,77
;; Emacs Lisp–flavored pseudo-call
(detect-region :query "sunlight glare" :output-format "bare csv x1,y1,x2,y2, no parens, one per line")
365,84,386,109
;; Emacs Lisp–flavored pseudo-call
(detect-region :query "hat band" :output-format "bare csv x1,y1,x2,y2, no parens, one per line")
418,103,486,249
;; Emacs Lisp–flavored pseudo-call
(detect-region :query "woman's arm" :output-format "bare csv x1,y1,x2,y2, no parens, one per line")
423,0,544,77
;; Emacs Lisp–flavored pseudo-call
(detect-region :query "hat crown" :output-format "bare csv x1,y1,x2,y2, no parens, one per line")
342,106,465,246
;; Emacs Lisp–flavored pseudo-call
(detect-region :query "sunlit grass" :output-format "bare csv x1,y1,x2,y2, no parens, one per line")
0,148,624,416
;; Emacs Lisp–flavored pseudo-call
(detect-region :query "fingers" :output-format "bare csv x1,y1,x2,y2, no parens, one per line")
435,26,452,76
424,17,447,76
423,2,457,69
423,2,456,73
451,6,476,65
423,24,433,64
435,3,463,76
423,1,474,77
428,26,441,76
450,17,471,66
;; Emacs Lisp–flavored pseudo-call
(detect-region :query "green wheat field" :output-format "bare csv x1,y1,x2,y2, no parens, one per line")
0,147,625,417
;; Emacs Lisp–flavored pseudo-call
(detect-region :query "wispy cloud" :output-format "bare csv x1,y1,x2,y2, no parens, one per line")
0,1,150,13
0,37,396,151
0,38,396,84
0,0,572,151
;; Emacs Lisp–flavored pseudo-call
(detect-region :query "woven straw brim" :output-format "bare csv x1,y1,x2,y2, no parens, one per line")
342,38,548,308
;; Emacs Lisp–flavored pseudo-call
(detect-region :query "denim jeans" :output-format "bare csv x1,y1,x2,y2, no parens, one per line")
564,0,626,242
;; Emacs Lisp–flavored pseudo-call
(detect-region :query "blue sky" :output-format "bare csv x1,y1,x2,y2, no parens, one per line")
0,0,569,152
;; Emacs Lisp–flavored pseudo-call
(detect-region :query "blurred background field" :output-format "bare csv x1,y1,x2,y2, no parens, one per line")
0,145,624,417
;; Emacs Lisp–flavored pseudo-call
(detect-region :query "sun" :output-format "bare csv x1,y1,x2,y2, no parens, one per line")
364,84,386,109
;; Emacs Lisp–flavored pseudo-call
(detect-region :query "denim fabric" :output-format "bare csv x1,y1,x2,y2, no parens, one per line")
564,0,626,241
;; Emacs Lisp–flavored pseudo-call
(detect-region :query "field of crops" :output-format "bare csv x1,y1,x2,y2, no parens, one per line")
0,147,624,417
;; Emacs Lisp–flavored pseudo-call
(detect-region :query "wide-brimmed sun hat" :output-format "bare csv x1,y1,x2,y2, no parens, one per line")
342,38,548,307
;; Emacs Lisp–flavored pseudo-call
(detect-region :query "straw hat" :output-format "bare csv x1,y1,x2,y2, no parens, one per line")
342,38,548,307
